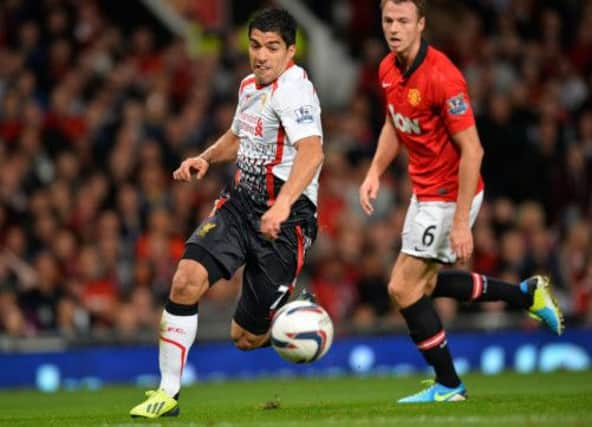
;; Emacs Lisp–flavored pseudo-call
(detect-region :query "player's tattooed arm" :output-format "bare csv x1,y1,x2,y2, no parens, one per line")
173,129,240,181
261,136,323,240
275,136,324,207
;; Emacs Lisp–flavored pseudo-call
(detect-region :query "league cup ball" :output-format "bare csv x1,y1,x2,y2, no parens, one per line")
270,300,334,363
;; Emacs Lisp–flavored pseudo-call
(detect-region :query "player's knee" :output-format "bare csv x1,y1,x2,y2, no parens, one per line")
388,270,419,305
231,332,259,351
233,338,256,351
389,276,431,307
387,279,407,303
171,268,193,295
170,261,208,302
425,275,438,295
231,324,266,351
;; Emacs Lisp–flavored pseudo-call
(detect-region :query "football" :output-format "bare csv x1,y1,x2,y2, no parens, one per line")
270,300,334,363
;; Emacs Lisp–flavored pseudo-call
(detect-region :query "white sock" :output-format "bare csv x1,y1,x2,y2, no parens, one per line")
158,308,198,397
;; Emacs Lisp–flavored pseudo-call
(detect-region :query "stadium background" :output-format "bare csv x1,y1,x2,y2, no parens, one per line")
0,0,591,391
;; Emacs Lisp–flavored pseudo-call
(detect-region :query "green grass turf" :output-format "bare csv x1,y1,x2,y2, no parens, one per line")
1,371,591,426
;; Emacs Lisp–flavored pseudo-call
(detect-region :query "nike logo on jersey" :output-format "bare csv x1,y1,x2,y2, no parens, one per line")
382,82,392,88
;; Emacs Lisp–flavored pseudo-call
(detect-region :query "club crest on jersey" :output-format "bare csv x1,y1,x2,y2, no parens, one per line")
294,105,314,124
388,104,422,135
447,93,468,116
408,88,421,106
196,222,216,238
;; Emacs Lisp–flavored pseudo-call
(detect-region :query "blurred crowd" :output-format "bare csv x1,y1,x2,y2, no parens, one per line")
0,0,591,340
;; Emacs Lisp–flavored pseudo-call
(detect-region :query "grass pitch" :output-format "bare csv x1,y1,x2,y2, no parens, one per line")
1,371,591,426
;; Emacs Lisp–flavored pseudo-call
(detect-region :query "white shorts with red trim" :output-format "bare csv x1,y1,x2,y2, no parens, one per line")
401,191,483,264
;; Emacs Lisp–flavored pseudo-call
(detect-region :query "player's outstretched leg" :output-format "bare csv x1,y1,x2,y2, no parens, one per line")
432,271,564,335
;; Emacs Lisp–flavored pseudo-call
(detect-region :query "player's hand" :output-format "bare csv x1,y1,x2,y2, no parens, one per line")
359,173,380,216
173,157,209,181
450,219,473,264
261,199,291,240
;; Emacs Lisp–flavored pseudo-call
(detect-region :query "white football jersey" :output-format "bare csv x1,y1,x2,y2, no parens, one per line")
231,63,323,207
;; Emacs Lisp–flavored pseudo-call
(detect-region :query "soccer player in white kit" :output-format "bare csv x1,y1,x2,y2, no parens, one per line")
130,8,324,418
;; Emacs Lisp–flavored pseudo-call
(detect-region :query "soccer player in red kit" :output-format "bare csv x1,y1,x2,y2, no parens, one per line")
360,0,564,403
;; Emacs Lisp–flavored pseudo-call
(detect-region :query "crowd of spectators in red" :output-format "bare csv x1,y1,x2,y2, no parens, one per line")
0,0,591,339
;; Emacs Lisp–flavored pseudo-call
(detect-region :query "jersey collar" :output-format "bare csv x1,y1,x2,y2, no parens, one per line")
395,38,428,80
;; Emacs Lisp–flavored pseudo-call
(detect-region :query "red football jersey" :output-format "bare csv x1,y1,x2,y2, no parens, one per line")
379,40,484,202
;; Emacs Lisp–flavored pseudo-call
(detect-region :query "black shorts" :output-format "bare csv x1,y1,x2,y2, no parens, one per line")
183,186,317,335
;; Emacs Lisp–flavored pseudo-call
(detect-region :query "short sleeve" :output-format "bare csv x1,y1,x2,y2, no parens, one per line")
272,80,323,145
230,95,241,136
433,64,475,135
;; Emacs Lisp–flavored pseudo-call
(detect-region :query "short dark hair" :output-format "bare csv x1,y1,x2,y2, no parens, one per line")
380,0,426,18
248,8,297,47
